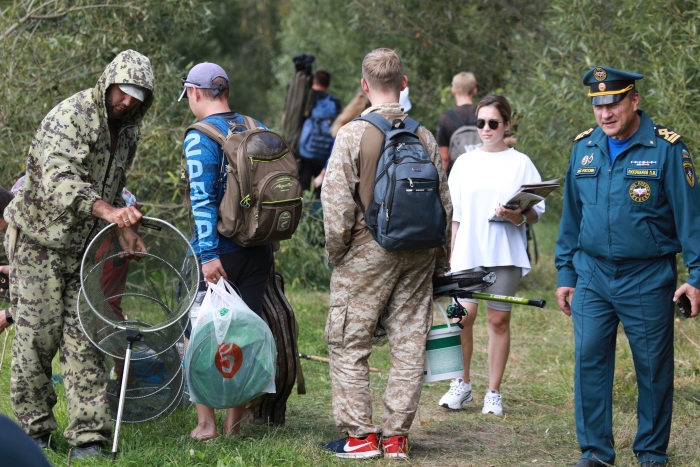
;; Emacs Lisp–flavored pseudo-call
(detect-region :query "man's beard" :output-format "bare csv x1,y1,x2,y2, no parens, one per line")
106,94,127,120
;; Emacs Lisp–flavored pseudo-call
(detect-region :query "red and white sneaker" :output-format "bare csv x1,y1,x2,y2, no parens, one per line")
322,433,381,459
381,435,408,459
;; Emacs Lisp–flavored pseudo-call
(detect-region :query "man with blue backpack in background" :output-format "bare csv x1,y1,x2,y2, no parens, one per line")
298,69,341,197
320,48,452,460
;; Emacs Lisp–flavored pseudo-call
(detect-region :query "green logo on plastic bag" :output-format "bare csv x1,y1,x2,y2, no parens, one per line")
218,307,229,317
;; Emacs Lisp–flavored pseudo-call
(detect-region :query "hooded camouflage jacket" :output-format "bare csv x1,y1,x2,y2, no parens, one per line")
5,50,154,255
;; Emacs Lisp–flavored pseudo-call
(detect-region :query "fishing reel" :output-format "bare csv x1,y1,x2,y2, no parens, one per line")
446,301,468,324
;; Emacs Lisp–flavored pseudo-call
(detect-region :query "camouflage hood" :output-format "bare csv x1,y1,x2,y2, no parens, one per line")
5,50,154,255
94,49,155,125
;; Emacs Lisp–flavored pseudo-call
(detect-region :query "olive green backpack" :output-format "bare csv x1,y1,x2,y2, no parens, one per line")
185,117,303,246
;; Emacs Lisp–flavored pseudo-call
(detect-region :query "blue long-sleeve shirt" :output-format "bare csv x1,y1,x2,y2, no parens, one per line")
184,112,266,263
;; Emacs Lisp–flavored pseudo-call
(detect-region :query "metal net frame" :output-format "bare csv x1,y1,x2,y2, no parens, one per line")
77,217,200,456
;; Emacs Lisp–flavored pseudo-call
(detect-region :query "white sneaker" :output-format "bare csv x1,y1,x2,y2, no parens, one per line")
438,378,473,410
482,390,503,415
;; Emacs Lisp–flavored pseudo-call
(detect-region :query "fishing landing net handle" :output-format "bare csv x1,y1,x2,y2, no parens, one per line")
439,289,546,308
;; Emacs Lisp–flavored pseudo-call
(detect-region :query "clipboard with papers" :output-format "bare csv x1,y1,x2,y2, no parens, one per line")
488,179,560,222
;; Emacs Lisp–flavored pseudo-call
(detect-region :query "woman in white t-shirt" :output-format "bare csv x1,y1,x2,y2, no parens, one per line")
438,94,545,416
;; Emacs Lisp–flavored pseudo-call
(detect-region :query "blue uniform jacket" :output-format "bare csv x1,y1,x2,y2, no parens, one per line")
555,110,700,289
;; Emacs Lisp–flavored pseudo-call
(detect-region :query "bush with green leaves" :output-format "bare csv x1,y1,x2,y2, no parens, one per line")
0,0,211,225
275,194,331,290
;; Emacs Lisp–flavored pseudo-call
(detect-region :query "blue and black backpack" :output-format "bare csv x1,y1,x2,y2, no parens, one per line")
356,113,447,252
299,94,337,160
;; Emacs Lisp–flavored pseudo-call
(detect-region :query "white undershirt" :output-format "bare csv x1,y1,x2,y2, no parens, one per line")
448,147,544,276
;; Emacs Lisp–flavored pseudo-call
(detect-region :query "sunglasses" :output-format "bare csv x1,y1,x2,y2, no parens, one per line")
179,77,201,102
181,77,201,87
475,119,503,130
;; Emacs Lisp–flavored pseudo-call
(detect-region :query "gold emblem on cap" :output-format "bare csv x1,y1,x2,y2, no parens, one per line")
594,67,607,81
598,83,606,92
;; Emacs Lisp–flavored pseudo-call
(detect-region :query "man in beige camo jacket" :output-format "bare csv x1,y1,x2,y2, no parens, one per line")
320,48,452,460
3,50,153,459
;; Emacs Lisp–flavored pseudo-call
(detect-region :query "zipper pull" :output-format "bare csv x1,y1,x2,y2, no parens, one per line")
408,178,414,187
240,194,251,208
397,143,404,151
249,156,255,169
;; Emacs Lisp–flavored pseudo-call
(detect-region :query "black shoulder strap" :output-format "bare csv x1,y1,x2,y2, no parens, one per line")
446,109,467,129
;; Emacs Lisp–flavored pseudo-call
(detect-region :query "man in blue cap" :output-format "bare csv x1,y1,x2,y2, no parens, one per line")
555,66,700,467
179,62,274,440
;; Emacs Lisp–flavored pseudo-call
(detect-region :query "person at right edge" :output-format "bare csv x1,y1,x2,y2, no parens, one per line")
555,66,700,467
179,62,273,440
320,48,452,460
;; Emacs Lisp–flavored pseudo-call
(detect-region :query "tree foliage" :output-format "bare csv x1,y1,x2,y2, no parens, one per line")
268,0,546,130
3,0,700,288
511,0,700,201
174,0,285,125
271,0,700,215
0,0,210,221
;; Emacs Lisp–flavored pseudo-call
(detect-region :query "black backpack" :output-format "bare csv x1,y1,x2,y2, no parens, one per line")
356,113,447,252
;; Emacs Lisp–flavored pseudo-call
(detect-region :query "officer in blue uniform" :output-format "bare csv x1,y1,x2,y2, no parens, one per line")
555,66,700,467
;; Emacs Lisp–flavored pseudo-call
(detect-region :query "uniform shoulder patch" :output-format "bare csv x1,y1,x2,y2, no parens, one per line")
655,126,682,144
574,127,595,142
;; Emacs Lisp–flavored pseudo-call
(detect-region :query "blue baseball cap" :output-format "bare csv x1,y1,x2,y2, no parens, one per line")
178,62,230,102
582,66,643,105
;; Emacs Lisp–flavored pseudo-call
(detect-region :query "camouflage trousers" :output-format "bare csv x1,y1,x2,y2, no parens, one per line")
8,234,110,445
325,240,435,438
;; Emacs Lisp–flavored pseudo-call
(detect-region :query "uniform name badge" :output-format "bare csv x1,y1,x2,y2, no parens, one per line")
625,168,659,178
576,166,599,177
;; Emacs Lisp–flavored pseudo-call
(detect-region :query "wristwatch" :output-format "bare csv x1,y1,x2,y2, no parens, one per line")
5,308,13,325
515,214,527,227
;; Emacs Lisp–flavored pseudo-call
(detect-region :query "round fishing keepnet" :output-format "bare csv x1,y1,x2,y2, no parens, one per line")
79,217,199,357
78,217,198,426
104,342,185,423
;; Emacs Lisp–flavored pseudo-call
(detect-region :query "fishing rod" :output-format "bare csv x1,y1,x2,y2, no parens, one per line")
299,353,381,373
432,270,547,328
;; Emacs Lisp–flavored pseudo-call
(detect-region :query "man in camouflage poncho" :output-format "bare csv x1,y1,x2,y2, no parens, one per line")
3,50,154,458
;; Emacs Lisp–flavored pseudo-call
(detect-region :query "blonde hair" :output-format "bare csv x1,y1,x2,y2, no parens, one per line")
331,90,371,137
362,48,404,94
451,72,477,96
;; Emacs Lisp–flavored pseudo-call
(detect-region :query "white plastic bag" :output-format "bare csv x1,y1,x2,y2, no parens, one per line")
185,279,277,408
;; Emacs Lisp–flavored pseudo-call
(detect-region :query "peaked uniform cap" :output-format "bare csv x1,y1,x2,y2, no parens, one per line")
582,66,643,105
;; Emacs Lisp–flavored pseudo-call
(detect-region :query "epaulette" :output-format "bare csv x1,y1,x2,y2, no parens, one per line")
655,126,682,144
574,127,595,142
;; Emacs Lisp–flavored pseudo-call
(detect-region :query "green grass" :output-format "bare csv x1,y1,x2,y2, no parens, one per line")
3,218,700,465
